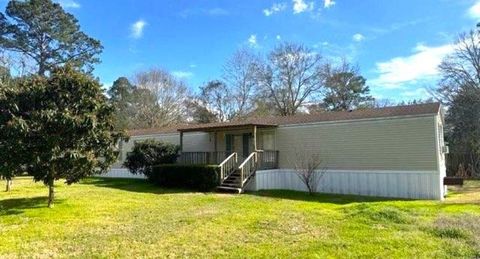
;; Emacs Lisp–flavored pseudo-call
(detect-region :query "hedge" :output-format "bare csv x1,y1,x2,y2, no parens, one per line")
148,164,220,192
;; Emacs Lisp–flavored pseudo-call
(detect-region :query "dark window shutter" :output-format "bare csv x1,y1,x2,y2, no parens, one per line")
226,134,233,154
242,133,250,158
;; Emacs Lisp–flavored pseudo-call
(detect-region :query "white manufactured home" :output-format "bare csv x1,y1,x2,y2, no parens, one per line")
108,103,448,200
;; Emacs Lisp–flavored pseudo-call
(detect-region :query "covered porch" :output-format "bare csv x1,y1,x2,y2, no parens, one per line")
176,123,280,171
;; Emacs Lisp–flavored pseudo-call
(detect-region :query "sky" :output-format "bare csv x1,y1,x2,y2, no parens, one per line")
2,0,479,102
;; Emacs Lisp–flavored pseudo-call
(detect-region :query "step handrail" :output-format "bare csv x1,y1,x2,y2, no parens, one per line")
218,152,237,184
238,152,257,187
238,152,256,168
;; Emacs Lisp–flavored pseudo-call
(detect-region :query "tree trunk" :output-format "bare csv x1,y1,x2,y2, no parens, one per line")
38,62,46,76
48,179,55,208
5,179,12,192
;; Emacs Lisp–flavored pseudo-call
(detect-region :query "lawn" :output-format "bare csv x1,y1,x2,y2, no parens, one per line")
0,177,479,258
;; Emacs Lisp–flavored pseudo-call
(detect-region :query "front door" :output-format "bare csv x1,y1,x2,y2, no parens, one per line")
226,134,250,161
233,135,243,159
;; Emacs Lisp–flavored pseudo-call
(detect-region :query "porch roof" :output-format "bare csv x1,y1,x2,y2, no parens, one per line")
177,122,278,132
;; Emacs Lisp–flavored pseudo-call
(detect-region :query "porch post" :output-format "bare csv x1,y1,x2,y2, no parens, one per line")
253,125,257,151
214,131,218,163
214,131,217,153
179,131,184,153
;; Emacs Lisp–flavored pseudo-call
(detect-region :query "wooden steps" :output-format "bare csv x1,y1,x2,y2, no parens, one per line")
216,152,257,194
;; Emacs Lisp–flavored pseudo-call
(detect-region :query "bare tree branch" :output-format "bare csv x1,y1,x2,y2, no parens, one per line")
258,42,326,116
293,149,328,195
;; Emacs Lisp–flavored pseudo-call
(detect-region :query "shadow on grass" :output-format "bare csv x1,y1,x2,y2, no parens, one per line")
0,196,62,215
248,189,410,205
81,177,193,195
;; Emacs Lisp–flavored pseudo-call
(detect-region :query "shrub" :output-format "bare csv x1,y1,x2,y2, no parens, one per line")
149,164,219,192
123,140,179,177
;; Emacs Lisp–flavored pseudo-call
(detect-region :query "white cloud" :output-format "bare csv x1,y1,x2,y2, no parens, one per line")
189,63,197,68
172,71,194,79
248,34,258,47
276,35,282,40
324,0,335,8
400,87,431,98
468,1,480,19
57,0,80,8
352,33,365,42
263,3,287,16
371,43,454,89
292,0,314,14
130,20,147,39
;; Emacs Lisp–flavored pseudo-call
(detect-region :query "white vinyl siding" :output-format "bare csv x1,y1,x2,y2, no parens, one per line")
113,132,212,167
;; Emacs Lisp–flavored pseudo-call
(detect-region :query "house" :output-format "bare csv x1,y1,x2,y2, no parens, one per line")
108,102,447,200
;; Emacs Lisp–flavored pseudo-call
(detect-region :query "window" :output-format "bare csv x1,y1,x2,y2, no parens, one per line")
262,133,275,150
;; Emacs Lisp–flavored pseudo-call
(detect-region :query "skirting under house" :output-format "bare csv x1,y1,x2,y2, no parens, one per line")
247,169,444,200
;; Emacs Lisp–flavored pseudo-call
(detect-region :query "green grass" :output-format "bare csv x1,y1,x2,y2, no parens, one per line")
1,177,479,258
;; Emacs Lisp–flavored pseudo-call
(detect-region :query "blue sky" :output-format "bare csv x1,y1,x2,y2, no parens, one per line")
3,0,480,101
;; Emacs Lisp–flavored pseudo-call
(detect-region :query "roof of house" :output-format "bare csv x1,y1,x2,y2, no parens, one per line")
128,102,441,136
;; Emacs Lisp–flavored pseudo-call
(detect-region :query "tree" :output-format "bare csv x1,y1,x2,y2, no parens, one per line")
436,29,480,103
222,48,261,117
197,80,237,122
133,68,189,127
0,0,103,76
445,87,480,177
186,98,218,123
0,113,21,191
0,67,124,207
107,76,163,130
293,150,327,195
259,42,326,116
192,49,261,122
108,77,136,129
108,77,135,103
322,60,373,111
396,98,435,106
435,25,480,178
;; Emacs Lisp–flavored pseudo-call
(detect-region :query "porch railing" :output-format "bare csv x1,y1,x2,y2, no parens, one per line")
218,152,237,184
177,152,231,165
178,150,279,170
239,152,257,187
257,150,279,170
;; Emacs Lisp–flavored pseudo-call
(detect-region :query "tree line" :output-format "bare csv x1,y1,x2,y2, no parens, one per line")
109,45,375,129
433,25,480,178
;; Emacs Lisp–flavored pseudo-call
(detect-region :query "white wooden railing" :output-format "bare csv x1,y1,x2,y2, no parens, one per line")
239,152,257,187
218,152,237,184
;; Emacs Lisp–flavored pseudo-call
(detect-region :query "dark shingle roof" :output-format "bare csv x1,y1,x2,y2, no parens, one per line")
128,102,441,136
